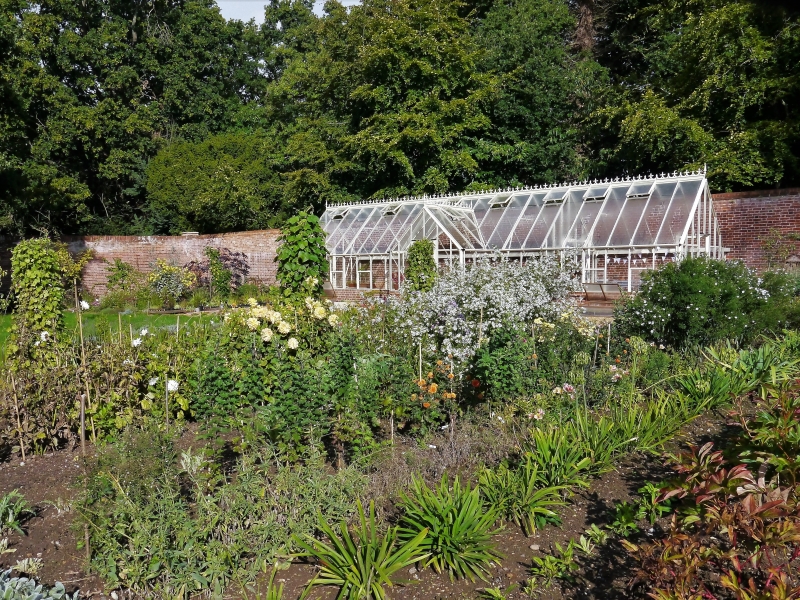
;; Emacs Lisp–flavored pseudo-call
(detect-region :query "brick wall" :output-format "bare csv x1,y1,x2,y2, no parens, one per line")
714,188,800,273
1,187,798,299
0,230,283,296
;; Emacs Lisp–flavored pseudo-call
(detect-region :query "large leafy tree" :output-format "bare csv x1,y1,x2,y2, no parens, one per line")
145,132,285,233
269,0,499,201
473,0,604,186
590,0,800,191
0,0,264,235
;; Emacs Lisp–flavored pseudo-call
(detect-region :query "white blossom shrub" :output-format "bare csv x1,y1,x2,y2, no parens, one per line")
397,254,579,368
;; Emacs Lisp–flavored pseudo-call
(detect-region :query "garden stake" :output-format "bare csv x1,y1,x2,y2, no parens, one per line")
607,322,611,354
10,374,26,463
165,373,169,427
176,314,180,339
76,282,90,451
130,323,133,342
418,341,422,381
118,313,122,343
390,409,395,444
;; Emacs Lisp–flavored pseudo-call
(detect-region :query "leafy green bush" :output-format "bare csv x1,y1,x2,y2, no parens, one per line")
0,570,79,600
404,239,437,292
148,259,196,308
614,257,788,347
9,238,64,347
479,459,565,536
398,475,502,582
295,501,428,600
275,212,328,297
78,427,365,597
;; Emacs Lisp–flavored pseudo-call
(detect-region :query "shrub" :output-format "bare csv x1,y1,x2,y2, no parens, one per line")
275,212,328,297
399,254,578,368
148,259,196,307
9,238,64,346
295,500,428,600
0,570,79,600
398,474,502,582
78,428,366,597
479,460,565,536
614,257,783,347
405,239,437,292
185,247,250,300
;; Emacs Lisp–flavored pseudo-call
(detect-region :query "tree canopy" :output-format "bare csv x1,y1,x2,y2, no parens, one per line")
1,0,798,235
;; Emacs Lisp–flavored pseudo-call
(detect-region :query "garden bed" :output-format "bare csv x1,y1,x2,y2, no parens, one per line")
0,407,731,599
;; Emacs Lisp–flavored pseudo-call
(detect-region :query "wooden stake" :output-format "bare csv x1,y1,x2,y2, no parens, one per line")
165,374,169,427
118,313,122,343
176,315,180,339
10,375,26,462
607,322,611,355
75,282,87,455
418,341,422,381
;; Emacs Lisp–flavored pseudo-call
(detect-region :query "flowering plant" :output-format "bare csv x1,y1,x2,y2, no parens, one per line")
148,260,196,308
398,255,578,369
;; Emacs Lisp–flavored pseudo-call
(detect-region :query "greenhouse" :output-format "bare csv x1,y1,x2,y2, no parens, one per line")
321,170,725,292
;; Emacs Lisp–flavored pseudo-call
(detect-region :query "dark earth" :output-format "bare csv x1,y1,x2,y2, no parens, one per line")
0,408,733,599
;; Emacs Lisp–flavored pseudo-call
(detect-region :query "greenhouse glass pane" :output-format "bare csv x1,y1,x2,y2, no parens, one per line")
525,202,562,248
567,196,605,248
479,195,512,244
626,181,653,197
656,179,702,245
426,206,472,249
584,185,609,200
334,207,373,253
508,193,544,249
374,204,419,252
352,207,387,253
544,190,582,248
590,186,627,247
631,182,677,246
608,190,651,246
487,194,530,249
471,197,492,234
326,210,358,253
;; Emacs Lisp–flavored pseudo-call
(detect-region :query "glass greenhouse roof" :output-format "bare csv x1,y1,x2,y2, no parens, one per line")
322,170,721,257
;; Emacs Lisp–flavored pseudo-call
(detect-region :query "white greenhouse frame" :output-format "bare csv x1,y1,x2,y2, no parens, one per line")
321,170,726,293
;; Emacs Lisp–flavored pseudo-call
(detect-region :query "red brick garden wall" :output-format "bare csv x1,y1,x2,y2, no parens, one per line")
1,187,798,298
714,188,800,273
66,230,283,296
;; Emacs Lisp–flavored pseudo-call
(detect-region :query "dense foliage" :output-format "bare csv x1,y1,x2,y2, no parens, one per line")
614,257,795,347
1,0,797,235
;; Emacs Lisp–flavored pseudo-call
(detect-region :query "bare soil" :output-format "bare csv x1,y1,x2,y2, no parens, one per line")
0,407,735,599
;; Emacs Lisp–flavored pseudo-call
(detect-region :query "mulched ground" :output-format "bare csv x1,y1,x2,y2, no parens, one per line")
0,407,736,599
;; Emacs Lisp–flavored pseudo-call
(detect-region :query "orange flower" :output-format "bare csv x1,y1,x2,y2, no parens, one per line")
428,383,439,394
411,394,418,401
623,350,628,355
532,353,538,360
423,402,431,408
436,360,443,366
427,372,434,379
471,379,481,388
625,338,630,343
447,373,454,379
615,358,621,364
418,379,426,386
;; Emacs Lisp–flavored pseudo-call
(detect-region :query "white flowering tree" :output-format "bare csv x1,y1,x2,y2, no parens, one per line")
397,255,579,369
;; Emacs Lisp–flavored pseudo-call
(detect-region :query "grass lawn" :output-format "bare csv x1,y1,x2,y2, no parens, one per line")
0,309,217,348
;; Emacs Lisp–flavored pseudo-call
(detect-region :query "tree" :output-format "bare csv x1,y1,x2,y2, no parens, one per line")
269,0,500,201
145,132,286,233
589,0,800,191
473,0,602,186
